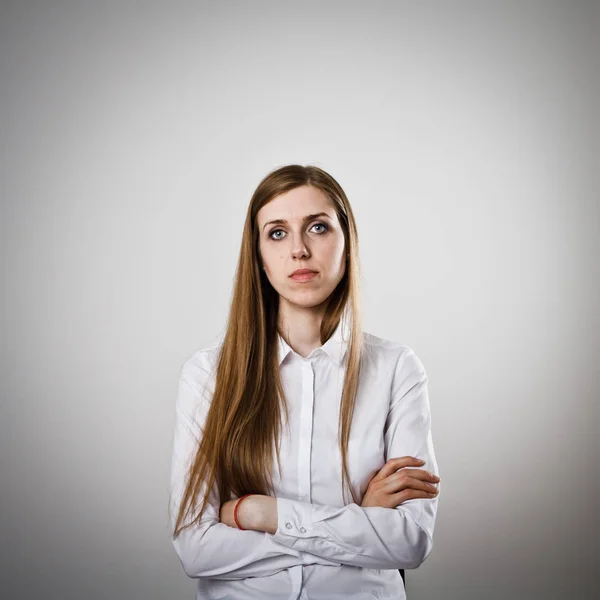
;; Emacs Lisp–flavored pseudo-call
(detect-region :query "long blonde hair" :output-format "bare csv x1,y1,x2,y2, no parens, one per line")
172,164,365,538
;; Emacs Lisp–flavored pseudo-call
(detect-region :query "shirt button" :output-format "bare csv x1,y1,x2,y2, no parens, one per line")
299,527,306,533
285,522,292,529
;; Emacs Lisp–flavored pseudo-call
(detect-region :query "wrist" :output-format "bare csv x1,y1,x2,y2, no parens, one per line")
261,496,278,534
238,495,277,533
236,494,262,531
234,494,254,530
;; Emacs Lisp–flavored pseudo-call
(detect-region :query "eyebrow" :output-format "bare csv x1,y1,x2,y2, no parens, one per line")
262,212,333,231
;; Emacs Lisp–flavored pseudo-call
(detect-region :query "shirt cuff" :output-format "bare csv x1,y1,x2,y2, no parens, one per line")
271,497,315,549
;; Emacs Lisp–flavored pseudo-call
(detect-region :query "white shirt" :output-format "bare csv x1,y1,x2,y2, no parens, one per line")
169,319,440,600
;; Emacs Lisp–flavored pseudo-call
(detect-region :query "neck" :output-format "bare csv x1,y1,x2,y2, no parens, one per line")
277,298,329,358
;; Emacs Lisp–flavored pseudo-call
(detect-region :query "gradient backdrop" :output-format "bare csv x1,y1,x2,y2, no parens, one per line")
1,1,598,599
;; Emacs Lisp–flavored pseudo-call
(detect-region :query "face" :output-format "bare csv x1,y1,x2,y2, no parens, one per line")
257,185,347,311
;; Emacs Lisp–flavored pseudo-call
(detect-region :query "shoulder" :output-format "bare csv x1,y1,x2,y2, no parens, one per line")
178,342,222,390
361,333,429,414
361,331,427,377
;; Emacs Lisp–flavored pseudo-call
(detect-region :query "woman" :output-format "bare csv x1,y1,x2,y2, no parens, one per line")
169,164,441,600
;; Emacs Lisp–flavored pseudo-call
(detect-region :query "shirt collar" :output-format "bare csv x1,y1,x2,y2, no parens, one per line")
277,317,350,366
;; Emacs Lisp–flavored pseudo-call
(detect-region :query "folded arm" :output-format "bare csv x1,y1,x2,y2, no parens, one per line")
169,364,342,580
270,348,440,570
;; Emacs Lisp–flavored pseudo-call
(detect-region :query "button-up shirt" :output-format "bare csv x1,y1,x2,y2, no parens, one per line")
169,319,440,600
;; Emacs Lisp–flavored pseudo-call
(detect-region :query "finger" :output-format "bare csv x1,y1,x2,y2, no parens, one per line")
393,488,439,505
386,474,439,495
387,468,440,484
371,456,425,482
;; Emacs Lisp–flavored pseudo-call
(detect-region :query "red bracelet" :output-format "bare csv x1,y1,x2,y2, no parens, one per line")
233,494,253,530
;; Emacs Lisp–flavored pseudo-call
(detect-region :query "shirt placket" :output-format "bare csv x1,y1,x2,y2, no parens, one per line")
297,358,315,503
286,358,315,600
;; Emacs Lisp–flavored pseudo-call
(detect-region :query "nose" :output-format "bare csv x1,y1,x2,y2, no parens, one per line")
291,241,310,260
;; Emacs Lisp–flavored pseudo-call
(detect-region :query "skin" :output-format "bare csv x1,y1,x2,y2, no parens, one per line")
258,184,347,358
219,185,440,532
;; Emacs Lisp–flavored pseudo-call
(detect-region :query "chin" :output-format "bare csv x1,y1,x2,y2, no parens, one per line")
285,292,332,309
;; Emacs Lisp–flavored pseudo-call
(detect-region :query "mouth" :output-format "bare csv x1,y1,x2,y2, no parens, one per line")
290,270,318,282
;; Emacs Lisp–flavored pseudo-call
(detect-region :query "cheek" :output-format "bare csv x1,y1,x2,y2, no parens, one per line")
259,245,284,273
324,236,345,261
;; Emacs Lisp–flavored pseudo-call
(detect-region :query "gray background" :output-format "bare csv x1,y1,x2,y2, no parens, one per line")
1,1,598,599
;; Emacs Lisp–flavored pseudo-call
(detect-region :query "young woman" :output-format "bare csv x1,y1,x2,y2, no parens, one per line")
169,164,441,600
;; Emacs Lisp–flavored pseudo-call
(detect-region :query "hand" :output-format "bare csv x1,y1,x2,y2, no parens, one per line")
360,456,440,509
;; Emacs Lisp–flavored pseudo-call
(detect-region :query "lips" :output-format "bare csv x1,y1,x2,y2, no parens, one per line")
290,269,318,282
290,269,318,277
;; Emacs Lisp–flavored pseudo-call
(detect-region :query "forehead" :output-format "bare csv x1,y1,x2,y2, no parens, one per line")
257,185,336,225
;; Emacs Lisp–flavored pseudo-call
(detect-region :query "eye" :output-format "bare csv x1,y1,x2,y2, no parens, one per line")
268,222,329,241
312,223,328,234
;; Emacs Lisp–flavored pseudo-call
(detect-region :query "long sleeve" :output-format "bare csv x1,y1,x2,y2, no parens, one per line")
270,348,440,570
169,357,342,580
